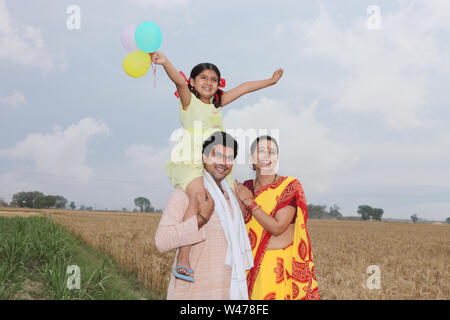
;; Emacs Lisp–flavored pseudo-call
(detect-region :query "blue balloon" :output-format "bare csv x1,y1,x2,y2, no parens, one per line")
134,21,162,53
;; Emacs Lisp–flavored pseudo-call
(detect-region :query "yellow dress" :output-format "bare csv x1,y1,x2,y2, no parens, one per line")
165,93,235,191
245,176,320,300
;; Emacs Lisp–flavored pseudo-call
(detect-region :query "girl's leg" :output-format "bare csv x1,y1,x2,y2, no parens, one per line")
175,177,206,276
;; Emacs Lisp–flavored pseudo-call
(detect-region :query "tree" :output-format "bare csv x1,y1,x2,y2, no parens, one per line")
11,191,43,208
357,205,372,221
0,198,8,207
371,208,383,221
411,214,418,223
328,204,343,218
307,204,327,219
134,197,151,213
34,195,55,209
446,217,450,224
54,195,67,209
79,205,86,211
69,202,76,210
357,205,383,221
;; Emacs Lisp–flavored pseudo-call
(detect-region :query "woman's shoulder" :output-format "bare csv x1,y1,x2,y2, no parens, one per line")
282,176,305,191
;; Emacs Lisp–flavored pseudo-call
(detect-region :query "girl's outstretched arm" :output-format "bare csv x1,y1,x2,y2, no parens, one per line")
221,69,283,107
152,51,191,108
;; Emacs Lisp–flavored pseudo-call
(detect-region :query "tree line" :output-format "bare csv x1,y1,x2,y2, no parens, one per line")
0,191,162,213
308,204,382,221
1,193,449,223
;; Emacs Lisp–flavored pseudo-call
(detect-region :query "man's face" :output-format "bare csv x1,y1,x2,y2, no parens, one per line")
202,144,235,182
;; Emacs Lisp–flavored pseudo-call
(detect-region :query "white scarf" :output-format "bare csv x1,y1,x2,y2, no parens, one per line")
203,171,254,300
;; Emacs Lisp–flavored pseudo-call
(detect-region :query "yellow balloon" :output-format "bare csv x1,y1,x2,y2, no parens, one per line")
123,50,151,78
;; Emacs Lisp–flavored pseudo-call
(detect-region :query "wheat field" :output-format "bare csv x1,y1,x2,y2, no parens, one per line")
1,208,449,299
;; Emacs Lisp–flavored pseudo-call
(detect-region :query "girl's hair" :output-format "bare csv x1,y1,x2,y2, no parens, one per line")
250,135,279,170
189,63,223,108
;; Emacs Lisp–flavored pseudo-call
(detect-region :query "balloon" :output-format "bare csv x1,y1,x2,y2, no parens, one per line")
120,24,139,52
123,51,151,78
134,21,162,53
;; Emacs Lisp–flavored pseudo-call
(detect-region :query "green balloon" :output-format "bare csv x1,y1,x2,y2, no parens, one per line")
135,21,162,53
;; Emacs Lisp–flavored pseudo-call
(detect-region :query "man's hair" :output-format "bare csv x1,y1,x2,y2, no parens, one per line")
202,131,238,159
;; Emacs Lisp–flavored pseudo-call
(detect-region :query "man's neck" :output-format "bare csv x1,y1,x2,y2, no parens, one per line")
214,179,225,194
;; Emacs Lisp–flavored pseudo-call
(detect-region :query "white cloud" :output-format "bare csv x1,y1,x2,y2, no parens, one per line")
132,0,190,10
282,1,449,130
125,142,171,178
223,97,359,193
0,89,26,108
0,117,110,182
0,0,56,71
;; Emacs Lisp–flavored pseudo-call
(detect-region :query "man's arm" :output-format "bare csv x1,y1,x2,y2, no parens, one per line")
155,190,206,253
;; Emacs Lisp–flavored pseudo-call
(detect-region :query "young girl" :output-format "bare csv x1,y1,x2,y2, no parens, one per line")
152,51,283,281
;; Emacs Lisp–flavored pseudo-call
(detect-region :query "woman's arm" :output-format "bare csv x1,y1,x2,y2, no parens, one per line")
232,189,250,220
246,202,295,236
152,51,191,109
221,69,283,107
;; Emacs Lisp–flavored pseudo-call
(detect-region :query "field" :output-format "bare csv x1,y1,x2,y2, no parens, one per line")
1,207,449,300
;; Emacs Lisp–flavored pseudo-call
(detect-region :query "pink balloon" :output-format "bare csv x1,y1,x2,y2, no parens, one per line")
120,24,138,52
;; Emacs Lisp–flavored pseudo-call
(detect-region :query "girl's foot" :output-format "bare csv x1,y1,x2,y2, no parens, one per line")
174,250,194,280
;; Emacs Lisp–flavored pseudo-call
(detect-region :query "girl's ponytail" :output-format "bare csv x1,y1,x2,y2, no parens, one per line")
212,88,223,108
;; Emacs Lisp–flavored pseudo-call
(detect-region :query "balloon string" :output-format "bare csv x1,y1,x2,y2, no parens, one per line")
149,52,157,88
152,62,156,88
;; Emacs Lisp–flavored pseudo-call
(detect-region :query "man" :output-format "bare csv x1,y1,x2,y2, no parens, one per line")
155,131,253,300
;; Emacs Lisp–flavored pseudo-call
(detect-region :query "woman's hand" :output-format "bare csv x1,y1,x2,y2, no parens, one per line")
234,181,253,206
151,51,167,65
271,68,284,84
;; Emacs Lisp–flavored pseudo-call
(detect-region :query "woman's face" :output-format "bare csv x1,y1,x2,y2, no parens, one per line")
189,69,219,101
251,139,279,175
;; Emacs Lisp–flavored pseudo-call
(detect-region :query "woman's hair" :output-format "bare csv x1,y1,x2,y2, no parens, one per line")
250,135,279,170
189,63,223,108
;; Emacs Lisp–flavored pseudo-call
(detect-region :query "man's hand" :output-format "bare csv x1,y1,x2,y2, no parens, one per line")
196,190,215,227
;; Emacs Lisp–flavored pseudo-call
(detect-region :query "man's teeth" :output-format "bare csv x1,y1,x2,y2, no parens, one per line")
215,166,226,172
262,160,271,165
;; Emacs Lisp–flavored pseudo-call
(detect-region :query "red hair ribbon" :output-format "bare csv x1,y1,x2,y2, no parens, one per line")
174,71,226,99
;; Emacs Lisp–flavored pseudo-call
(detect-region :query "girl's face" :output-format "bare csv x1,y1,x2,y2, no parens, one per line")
251,139,279,175
189,69,219,101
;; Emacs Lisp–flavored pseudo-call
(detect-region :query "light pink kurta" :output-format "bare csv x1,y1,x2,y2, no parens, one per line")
155,188,232,300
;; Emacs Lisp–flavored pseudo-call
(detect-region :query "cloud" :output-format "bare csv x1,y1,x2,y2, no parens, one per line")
223,97,359,193
0,0,57,71
0,117,110,182
280,1,449,130
0,89,26,108
132,0,190,10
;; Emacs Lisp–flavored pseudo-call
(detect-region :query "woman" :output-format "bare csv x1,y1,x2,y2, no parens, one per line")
234,135,320,300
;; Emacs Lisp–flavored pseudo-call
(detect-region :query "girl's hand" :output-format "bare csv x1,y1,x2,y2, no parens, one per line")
271,68,284,84
234,181,253,205
151,51,167,65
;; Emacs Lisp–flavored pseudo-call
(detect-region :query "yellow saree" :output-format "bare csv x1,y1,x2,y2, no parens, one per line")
245,176,320,300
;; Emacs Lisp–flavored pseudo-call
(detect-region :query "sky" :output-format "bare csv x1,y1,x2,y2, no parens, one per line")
1,0,449,220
